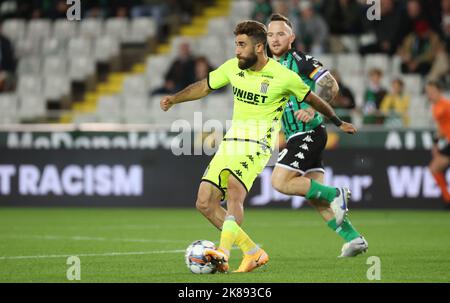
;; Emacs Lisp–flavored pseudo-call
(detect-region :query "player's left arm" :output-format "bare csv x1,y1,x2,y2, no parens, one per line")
304,91,356,134
296,73,338,122
315,72,339,105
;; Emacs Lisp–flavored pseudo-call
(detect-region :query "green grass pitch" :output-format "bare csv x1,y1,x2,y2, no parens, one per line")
0,208,449,283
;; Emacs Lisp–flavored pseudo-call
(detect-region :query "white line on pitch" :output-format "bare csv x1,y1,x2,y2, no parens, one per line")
1,234,188,244
0,249,186,260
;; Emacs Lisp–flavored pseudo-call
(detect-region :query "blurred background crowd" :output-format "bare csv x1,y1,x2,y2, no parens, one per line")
0,0,448,128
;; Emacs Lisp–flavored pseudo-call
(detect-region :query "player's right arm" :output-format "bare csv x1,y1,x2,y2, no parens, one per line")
286,71,356,134
304,92,356,134
160,79,211,111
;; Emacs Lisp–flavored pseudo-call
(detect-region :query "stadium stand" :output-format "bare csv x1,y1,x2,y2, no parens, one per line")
0,0,448,128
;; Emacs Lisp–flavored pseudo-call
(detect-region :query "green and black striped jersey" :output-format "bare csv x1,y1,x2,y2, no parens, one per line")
277,49,329,140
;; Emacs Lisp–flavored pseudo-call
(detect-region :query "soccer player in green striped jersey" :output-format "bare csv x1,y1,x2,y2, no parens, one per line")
161,20,356,272
267,13,368,257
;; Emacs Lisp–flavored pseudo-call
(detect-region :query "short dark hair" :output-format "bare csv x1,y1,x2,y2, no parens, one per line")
426,80,443,91
268,13,292,29
234,20,267,46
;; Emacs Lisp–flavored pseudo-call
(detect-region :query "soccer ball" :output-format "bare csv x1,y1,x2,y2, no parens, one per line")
185,240,217,274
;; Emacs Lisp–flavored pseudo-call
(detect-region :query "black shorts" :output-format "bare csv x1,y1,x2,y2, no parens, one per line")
276,124,327,175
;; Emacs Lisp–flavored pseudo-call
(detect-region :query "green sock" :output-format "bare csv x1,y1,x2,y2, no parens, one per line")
327,217,361,242
305,179,337,203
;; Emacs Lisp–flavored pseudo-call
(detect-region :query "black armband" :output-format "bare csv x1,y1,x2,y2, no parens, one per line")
330,116,343,127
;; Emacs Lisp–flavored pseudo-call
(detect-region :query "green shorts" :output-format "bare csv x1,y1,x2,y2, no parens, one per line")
201,139,271,200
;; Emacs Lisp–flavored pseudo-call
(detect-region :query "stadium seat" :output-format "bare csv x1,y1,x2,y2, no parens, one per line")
402,75,424,95
149,95,180,124
96,95,122,122
94,36,120,62
68,37,93,57
17,75,42,96
43,56,67,76
43,75,71,101
15,36,42,58
0,94,18,118
26,19,51,42
126,17,157,43
122,75,148,97
336,54,363,76
79,18,104,39
230,0,254,19
69,56,96,81
339,35,360,53
208,17,232,38
17,57,41,76
105,18,130,42
52,19,78,40
41,37,67,57
19,95,46,119
197,35,226,67
363,54,390,75
2,19,26,42
314,54,335,71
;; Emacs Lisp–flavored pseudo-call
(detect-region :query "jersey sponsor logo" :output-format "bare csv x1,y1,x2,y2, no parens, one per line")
260,80,270,94
232,86,268,105
261,74,274,79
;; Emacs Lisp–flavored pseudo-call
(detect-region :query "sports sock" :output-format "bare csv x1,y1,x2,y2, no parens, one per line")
432,172,450,201
218,216,259,257
306,179,338,203
235,227,259,255
327,217,361,242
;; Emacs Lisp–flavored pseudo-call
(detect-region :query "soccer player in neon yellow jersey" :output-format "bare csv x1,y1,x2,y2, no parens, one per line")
267,14,368,257
160,20,356,273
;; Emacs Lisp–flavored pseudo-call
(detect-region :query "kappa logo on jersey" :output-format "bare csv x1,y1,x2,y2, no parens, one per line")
303,135,313,143
293,51,302,62
260,80,270,94
295,152,305,159
290,161,300,168
236,71,245,78
300,143,309,151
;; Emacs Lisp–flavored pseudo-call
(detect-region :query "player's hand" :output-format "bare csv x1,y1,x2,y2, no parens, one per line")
160,96,174,111
339,121,357,134
294,109,314,123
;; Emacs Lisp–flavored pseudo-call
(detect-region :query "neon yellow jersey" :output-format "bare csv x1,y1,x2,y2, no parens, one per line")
208,57,311,149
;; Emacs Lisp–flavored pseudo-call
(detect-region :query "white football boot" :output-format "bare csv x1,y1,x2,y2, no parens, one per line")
330,187,351,226
339,236,369,257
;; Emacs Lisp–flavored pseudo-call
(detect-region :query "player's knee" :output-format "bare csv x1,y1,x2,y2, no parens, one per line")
195,194,212,214
271,172,284,192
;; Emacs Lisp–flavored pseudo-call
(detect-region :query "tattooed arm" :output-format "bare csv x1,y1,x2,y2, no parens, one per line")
315,72,339,104
160,79,212,111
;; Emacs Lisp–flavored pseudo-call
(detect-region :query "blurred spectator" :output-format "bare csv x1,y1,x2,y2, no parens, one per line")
380,79,410,126
360,0,402,55
194,56,224,94
323,0,363,35
152,40,195,95
362,68,387,124
442,0,450,51
272,0,299,31
296,0,329,54
330,70,356,109
399,20,443,77
0,21,16,92
252,0,273,24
